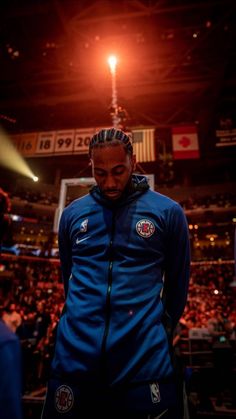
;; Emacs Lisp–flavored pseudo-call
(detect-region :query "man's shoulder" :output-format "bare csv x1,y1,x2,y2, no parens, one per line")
146,189,181,210
0,320,18,347
64,193,93,213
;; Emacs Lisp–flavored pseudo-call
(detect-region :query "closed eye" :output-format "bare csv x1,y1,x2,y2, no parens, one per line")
112,167,125,175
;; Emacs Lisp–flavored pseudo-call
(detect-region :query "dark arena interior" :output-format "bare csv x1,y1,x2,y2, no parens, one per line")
0,1,236,418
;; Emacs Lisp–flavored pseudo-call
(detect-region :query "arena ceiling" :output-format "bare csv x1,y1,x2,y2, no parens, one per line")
0,0,236,152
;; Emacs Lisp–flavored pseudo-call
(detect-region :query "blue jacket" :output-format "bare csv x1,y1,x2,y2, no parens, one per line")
52,175,190,387
0,320,22,419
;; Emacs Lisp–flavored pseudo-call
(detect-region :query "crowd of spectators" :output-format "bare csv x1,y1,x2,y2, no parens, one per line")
4,184,236,213
180,192,236,211
1,183,236,415
0,257,235,395
180,263,235,334
191,243,234,262
0,258,64,392
1,185,235,263
10,189,58,206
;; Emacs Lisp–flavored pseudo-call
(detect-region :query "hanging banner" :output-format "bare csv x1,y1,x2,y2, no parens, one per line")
215,116,236,147
172,125,200,160
11,132,37,156
36,131,56,154
10,126,156,159
55,130,75,154
73,128,95,154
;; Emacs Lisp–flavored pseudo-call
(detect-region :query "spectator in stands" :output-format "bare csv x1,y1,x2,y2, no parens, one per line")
34,300,51,343
172,318,190,418
0,187,12,253
42,128,190,419
207,308,235,407
0,277,23,419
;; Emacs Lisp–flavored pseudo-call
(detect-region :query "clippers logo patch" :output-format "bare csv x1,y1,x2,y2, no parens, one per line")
150,382,161,404
80,219,88,233
55,385,74,413
136,219,155,238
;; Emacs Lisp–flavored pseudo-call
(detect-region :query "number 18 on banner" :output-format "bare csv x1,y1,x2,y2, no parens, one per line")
36,132,56,154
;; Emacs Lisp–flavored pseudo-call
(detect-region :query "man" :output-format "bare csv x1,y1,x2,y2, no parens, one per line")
0,278,22,419
0,187,12,254
42,128,190,418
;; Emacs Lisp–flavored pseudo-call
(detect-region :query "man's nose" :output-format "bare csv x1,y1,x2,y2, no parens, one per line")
105,174,116,189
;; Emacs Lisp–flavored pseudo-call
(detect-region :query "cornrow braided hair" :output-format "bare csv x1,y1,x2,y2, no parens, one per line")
89,128,133,157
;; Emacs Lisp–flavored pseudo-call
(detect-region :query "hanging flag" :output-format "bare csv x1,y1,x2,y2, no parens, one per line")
132,128,155,162
172,125,200,160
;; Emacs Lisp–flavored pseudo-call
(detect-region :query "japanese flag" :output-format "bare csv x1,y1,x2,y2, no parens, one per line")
172,125,200,160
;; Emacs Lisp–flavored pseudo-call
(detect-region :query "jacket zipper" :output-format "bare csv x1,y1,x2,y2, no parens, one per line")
101,211,116,375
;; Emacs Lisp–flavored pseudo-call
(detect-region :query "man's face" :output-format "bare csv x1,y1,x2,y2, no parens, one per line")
91,144,136,201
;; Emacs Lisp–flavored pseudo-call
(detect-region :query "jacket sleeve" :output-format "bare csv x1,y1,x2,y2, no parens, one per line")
162,202,190,330
0,337,22,419
58,209,72,298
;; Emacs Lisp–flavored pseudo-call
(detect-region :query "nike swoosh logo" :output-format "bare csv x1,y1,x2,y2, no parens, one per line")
152,409,169,419
76,236,90,244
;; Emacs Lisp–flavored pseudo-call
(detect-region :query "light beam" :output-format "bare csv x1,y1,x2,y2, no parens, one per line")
108,55,117,75
107,55,119,127
0,127,38,181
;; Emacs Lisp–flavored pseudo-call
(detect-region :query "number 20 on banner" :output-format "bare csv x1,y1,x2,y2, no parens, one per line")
74,131,93,154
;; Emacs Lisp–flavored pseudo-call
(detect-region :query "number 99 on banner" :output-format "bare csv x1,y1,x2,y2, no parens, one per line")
55,131,74,153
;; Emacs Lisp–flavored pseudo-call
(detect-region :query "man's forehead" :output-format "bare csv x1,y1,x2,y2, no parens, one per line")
93,162,127,172
91,144,130,165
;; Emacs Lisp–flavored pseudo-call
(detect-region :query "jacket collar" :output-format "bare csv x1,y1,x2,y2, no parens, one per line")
90,174,149,209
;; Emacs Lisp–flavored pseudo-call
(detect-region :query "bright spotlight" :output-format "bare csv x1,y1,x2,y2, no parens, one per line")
108,55,117,74
0,126,37,180
32,176,39,182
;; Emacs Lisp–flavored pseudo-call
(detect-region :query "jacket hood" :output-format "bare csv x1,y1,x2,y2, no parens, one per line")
89,174,149,208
